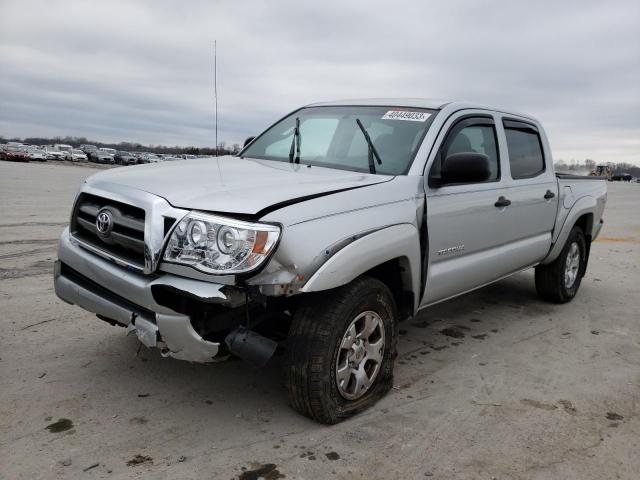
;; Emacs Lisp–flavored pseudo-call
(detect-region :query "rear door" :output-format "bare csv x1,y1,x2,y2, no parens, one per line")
499,117,558,267
421,111,512,306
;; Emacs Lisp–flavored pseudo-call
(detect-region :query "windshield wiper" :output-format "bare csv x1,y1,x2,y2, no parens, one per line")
356,118,383,174
288,117,300,163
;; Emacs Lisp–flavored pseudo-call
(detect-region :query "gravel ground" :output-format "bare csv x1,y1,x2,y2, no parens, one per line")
0,161,638,480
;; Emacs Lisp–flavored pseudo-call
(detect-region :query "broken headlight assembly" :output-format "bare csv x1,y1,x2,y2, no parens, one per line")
163,212,281,274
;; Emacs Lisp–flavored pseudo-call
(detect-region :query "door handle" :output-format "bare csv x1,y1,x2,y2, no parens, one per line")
494,196,511,208
544,190,555,199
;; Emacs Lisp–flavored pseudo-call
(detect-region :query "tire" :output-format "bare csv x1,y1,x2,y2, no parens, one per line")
535,226,587,303
284,276,397,424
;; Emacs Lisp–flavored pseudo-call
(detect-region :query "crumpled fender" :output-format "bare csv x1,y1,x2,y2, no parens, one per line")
300,223,421,310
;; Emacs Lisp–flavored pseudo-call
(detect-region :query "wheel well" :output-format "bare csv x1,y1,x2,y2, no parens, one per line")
362,258,413,320
573,213,593,275
574,213,593,241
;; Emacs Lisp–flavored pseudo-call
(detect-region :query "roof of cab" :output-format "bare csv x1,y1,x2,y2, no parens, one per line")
305,98,538,123
307,98,451,109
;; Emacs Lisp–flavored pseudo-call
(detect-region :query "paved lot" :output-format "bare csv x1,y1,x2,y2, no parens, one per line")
0,161,638,480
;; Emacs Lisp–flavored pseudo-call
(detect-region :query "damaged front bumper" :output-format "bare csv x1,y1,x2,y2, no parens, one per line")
54,228,243,363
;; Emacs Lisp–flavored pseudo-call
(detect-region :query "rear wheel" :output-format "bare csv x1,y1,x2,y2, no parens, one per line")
284,277,397,424
535,226,586,303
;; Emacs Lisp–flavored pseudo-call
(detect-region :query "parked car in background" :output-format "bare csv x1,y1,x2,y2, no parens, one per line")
65,149,88,162
114,151,138,165
90,148,116,164
1,145,30,162
139,153,161,164
181,154,197,160
26,146,47,161
45,147,66,160
54,144,73,154
160,154,181,161
80,144,98,156
100,147,117,156
610,173,633,182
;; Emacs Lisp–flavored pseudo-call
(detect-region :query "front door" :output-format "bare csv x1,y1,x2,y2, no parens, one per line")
421,111,511,306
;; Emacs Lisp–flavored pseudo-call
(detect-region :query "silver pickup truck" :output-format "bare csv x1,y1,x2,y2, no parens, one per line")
54,99,607,423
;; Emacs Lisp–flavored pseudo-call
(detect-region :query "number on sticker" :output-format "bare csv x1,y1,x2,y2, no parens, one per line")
382,110,431,122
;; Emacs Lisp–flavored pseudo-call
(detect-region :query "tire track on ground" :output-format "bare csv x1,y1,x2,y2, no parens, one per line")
0,246,57,260
0,260,53,280
0,222,67,228
0,238,58,246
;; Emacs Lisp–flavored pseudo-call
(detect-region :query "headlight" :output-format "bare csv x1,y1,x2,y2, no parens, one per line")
163,212,281,274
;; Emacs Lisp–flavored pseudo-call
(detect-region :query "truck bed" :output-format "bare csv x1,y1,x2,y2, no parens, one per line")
556,173,606,180
552,175,607,248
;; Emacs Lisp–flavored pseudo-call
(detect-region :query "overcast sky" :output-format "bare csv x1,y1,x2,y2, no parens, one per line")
1,0,638,164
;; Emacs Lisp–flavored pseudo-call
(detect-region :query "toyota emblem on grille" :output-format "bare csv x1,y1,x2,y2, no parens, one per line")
96,209,114,237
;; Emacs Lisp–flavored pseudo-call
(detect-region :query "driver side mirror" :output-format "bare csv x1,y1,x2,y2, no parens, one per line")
440,152,491,185
243,136,256,148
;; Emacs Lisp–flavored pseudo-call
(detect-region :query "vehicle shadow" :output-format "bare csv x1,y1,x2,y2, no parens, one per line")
41,268,578,476
412,270,547,327
393,270,554,359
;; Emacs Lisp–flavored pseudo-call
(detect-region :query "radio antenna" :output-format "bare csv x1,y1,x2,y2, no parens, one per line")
214,40,218,157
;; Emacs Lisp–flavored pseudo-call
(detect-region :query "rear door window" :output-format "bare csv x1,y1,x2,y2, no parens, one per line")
503,121,545,179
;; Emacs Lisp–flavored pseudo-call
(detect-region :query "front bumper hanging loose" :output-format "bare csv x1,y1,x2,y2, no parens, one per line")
54,228,242,363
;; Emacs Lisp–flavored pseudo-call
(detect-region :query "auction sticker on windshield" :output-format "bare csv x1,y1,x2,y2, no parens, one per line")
382,110,431,122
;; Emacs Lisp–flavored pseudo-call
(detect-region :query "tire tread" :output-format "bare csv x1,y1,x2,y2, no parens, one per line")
535,226,586,303
284,277,396,424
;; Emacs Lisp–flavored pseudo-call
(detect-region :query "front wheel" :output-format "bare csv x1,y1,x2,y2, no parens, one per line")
535,226,587,303
284,277,397,424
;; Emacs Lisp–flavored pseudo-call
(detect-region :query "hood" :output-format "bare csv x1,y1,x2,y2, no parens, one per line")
86,156,392,215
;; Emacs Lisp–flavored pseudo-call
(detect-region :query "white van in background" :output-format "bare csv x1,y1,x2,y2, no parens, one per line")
54,144,73,153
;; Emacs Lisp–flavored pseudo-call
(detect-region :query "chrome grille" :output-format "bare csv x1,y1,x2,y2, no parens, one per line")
70,193,146,268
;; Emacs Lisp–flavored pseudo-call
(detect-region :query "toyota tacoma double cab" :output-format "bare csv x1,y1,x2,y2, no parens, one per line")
54,99,607,423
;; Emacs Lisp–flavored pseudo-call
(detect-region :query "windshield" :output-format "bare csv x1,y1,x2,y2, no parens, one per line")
241,106,437,175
